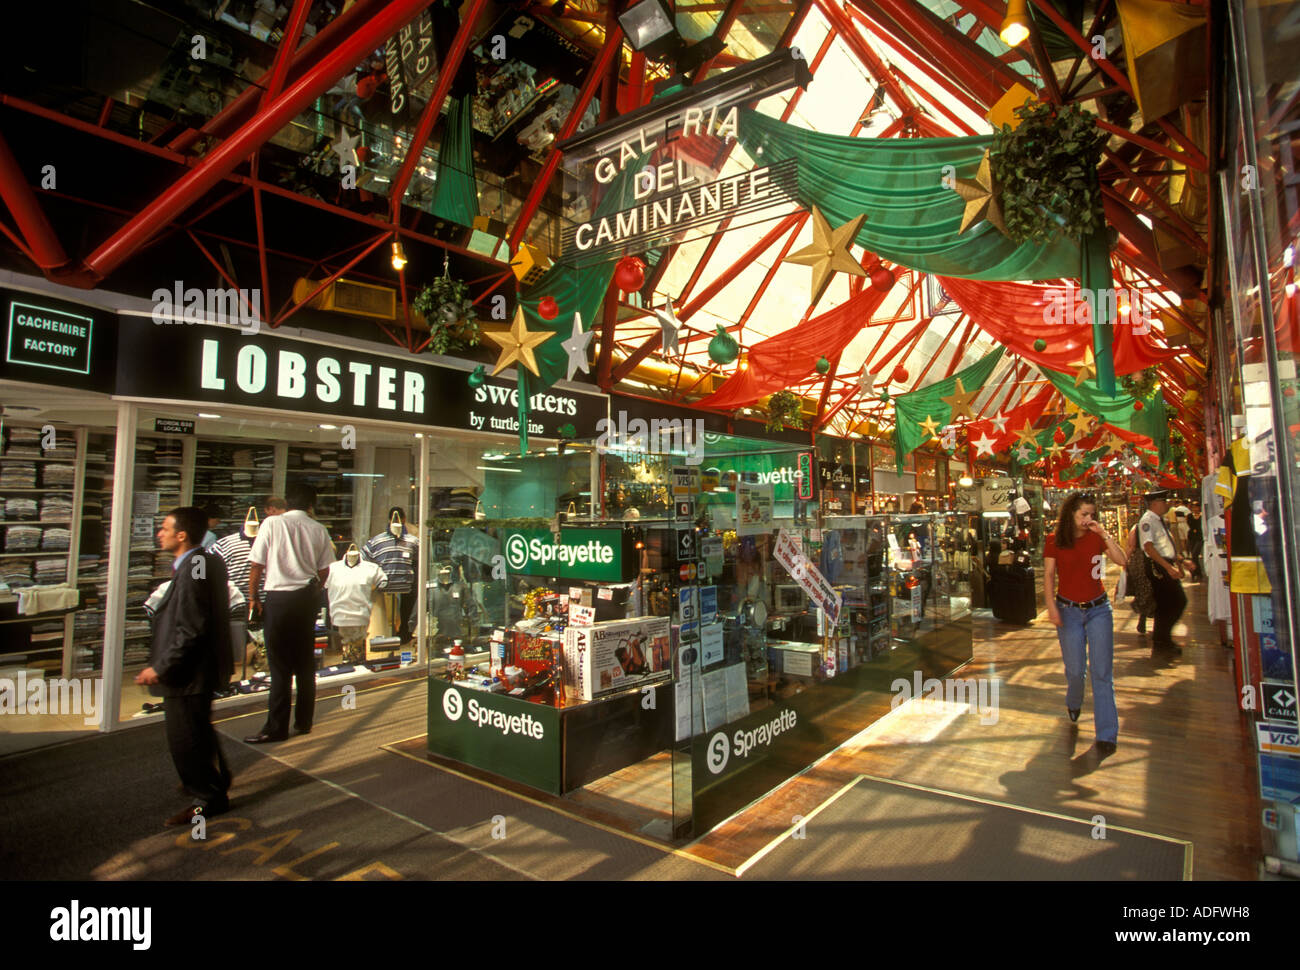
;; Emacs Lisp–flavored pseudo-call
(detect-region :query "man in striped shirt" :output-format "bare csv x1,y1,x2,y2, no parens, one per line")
207,497,286,676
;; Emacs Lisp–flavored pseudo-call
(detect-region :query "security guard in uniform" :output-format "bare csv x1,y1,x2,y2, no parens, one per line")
1139,490,1186,653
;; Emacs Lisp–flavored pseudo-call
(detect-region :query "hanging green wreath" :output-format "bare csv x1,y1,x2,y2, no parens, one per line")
765,390,806,431
991,101,1106,244
413,273,479,355
1121,366,1160,402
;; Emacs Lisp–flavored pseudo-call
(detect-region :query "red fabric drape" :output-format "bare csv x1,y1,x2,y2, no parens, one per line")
696,286,888,409
937,277,1182,376
965,385,1056,456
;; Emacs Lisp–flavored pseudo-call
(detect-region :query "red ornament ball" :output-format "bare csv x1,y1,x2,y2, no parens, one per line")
614,256,646,292
1133,400,1144,411
870,266,895,292
537,295,559,320
1053,426,1066,444
1285,386,1297,398
892,365,909,384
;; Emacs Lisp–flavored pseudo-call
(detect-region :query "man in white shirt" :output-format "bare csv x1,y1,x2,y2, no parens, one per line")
244,484,335,743
1140,490,1187,654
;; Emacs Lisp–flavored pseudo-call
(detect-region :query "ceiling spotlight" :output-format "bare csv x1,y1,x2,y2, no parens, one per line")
618,0,679,60
391,239,408,271
1000,0,1032,47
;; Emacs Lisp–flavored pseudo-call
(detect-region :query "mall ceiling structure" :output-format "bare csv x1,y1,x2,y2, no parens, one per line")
0,0,1217,485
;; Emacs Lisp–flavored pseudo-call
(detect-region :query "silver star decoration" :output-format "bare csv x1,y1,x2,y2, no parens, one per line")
1091,458,1107,474
857,366,872,397
654,300,681,356
972,432,998,457
560,312,592,381
1066,443,1086,462
332,128,360,168
1016,442,1034,463
991,412,1009,434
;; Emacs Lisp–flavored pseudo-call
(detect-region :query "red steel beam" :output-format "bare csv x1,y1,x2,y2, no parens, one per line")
943,319,977,378
852,0,1023,108
260,0,315,105
839,4,982,134
609,213,805,383
0,130,69,272
389,0,491,222
168,0,390,153
1027,0,1209,170
508,26,623,251
85,0,433,282
274,232,391,327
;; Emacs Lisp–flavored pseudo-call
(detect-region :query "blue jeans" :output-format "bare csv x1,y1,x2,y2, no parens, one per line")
1057,600,1118,742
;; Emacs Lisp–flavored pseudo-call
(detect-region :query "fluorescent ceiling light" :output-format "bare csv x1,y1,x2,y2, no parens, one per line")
198,413,221,419
476,466,521,473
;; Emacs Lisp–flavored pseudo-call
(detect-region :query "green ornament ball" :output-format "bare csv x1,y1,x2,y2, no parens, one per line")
708,325,739,365
815,356,830,375
1033,338,1047,352
880,390,890,403
468,364,486,389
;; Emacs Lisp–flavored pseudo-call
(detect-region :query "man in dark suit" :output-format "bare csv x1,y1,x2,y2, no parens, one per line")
135,506,234,826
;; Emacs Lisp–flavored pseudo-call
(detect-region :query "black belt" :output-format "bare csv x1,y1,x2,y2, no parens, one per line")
1056,593,1108,609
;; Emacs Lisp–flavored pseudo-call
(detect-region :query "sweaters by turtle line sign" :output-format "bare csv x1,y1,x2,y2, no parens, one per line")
114,316,606,438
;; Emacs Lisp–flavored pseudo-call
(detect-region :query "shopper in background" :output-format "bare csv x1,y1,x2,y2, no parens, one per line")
1044,491,1127,755
1140,490,1187,654
1186,503,1205,581
1124,522,1157,636
136,506,233,825
244,484,334,744
202,506,223,547
361,506,420,645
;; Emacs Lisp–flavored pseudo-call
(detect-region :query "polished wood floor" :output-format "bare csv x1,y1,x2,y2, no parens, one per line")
685,577,1262,879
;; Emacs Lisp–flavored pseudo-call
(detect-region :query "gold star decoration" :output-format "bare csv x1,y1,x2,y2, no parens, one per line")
784,206,869,304
917,414,943,439
1071,345,1097,387
1102,431,1127,454
939,377,979,421
1066,410,1094,441
1013,419,1040,449
1045,440,1064,460
484,306,554,377
951,151,1007,235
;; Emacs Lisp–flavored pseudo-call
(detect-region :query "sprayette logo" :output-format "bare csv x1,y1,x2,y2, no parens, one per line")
442,687,464,721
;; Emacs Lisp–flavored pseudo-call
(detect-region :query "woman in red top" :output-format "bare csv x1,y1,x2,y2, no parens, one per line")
1043,492,1127,754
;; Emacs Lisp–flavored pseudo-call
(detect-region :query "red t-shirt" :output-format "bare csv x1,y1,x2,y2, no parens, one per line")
1044,531,1106,602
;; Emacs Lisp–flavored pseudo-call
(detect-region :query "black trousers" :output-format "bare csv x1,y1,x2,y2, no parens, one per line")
262,586,320,737
397,590,416,643
164,692,230,810
1148,566,1187,645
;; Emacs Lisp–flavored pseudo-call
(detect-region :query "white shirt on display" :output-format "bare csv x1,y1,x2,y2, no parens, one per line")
325,558,389,626
249,509,336,591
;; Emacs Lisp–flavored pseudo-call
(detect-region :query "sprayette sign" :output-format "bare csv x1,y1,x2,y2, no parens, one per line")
502,527,633,583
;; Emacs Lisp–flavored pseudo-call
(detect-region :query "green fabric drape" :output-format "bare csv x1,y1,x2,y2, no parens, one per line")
738,110,1082,281
1081,222,1117,396
893,347,1006,472
522,154,650,388
1039,367,1172,464
430,94,479,226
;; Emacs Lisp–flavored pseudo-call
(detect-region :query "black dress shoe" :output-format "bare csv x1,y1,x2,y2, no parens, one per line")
243,732,287,744
1154,641,1184,655
1068,708,1080,722
1096,740,1118,757
294,726,311,736
164,805,203,827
